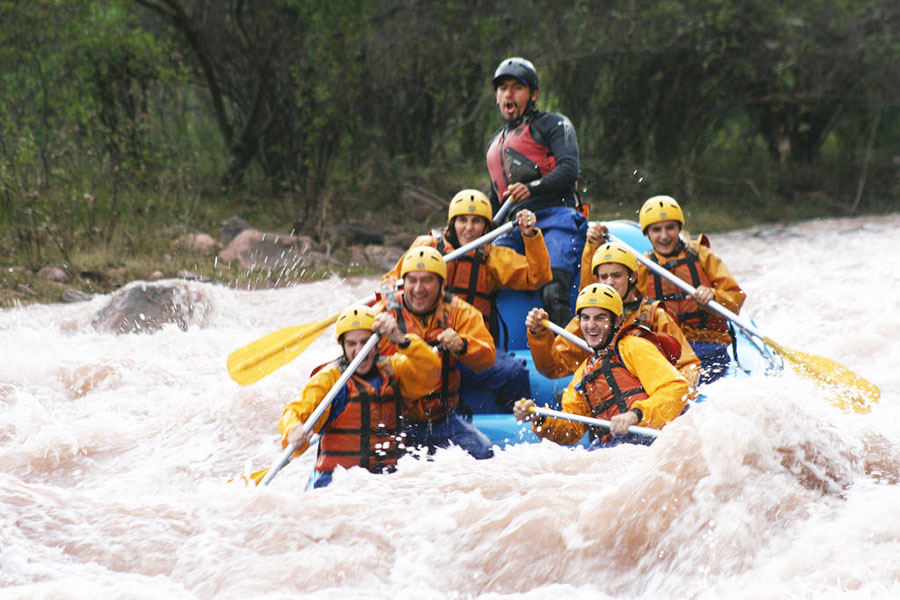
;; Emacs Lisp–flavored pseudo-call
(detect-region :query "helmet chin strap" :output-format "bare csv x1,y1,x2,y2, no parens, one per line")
659,238,686,258
593,328,616,353
624,277,637,300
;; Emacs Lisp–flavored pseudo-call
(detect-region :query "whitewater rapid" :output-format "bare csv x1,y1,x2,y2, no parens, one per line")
2,214,899,599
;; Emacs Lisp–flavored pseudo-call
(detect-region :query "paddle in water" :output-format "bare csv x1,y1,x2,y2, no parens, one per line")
606,231,880,413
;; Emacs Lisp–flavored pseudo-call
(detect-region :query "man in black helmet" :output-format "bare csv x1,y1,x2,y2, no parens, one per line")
486,56,587,326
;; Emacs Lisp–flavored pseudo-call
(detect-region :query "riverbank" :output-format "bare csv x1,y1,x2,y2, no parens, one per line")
0,195,890,309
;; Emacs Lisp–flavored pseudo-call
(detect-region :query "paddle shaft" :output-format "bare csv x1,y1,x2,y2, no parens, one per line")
493,198,515,223
259,332,382,486
530,405,659,438
444,221,515,261
606,233,765,340
541,319,592,353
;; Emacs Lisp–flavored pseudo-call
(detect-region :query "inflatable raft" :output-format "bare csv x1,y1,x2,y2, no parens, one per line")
463,220,777,447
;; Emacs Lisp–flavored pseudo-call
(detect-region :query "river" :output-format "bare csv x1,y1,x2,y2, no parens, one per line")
2,214,899,599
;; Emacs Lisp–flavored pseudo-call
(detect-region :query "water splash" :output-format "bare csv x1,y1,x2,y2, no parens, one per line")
1,215,899,599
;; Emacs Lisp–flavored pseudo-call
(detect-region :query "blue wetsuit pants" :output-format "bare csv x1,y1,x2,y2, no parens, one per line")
403,413,494,459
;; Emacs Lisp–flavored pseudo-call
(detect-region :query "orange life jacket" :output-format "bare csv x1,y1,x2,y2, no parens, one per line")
390,291,461,421
623,297,662,329
432,230,499,341
316,368,404,473
644,242,730,337
577,324,674,442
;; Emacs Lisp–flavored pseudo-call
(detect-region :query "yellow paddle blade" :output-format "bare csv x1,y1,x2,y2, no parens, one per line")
227,315,338,385
227,467,270,486
763,337,880,414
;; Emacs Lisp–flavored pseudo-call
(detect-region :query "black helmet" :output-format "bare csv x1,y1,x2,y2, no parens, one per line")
492,57,539,90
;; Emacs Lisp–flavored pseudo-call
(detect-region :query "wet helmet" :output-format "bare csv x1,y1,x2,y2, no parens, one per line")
591,242,638,276
492,57,539,90
399,246,447,282
639,195,684,234
335,305,378,341
447,189,493,226
575,283,623,317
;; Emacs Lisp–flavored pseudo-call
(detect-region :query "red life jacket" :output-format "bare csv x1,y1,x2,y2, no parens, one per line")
316,368,404,473
487,118,557,205
577,324,673,442
390,291,461,421
644,243,730,337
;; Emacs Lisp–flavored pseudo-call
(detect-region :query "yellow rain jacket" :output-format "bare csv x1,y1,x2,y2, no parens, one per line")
532,335,690,445
578,239,602,292
278,333,440,457
528,299,701,387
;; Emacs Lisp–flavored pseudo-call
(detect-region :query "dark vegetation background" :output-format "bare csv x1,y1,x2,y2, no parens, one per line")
2,0,899,305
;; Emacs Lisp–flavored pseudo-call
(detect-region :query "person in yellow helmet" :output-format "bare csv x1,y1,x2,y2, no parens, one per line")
383,188,551,411
526,240,701,387
383,189,551,341
635,195,746,384
583,196,746,384
377,246,497,459
279,305,442,489
514,285,690,448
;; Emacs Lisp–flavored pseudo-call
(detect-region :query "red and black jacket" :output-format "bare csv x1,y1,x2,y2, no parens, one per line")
486,108,580,219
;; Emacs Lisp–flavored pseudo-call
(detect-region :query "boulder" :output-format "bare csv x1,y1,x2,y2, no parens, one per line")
364,244,405,272
90,280,212,335
178,233,217,254
218,229,316,271
299,250,340,271
220,215,253,242
346,245,368,268
38,266,69,283
334,220,385,245
384,231,419,249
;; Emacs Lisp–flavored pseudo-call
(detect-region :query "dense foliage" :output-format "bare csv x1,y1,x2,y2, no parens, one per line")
2,0,899,282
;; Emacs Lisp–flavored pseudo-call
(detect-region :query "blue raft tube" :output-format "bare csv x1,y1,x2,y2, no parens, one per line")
462,220,778,447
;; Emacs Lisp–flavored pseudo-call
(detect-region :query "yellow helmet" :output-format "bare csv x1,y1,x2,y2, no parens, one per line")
447,189,492,225
639,195,684,233
399,246,447,282
591,242,638,276
576,283,623,317
335,305,378,341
